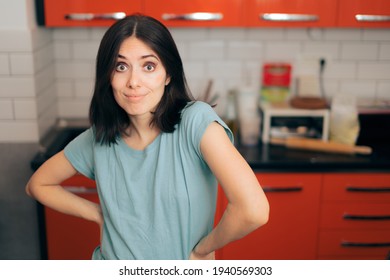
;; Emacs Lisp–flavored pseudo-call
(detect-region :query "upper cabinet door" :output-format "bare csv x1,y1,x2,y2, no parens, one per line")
43,0,143,27
338,0,390,28
244,0,337,27
144,0,242,27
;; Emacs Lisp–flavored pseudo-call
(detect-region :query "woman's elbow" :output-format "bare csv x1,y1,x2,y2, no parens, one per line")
245,196,270,230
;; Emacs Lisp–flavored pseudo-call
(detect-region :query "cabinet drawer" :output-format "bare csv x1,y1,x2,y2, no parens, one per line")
323,173,390,202
319,230,390,259
43,0,142,27
144,0,242,27
338,0,390,28
218,173,322,259
320,202,390,230
244,0,337,27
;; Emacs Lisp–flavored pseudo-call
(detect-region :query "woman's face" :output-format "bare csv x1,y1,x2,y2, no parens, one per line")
111,36,170,121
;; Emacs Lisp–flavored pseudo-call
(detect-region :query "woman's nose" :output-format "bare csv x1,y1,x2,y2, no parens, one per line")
127,69,140,89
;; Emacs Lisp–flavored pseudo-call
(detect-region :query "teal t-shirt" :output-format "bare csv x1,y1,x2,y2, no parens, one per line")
64,101,233,260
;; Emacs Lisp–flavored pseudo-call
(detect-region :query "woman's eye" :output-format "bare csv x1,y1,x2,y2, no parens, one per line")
144,63,155,72
116,63,128,72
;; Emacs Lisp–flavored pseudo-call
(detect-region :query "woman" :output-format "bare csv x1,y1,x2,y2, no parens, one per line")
26,14,269,260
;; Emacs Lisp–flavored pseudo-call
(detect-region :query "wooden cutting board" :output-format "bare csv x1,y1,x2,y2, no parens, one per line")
270,137,372,155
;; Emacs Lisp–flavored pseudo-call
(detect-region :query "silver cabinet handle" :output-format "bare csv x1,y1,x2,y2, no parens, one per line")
261,13,318,22
162,12,223,21
65,12,126,21
355,14,390,22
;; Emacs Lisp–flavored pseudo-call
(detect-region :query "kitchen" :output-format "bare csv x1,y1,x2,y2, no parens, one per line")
0,0,390,262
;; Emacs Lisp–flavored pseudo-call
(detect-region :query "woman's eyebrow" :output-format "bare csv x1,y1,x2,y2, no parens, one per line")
117,54,160,61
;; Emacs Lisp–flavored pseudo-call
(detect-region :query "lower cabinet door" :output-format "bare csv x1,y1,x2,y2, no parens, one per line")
217,173,322,260
45,175,100,260
318,230,390,259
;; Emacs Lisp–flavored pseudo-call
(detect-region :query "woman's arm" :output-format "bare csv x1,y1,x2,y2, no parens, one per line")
190,122,269,260
26,150,103,226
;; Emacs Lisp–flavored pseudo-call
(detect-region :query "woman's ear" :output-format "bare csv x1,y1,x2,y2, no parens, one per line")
165,76,171,86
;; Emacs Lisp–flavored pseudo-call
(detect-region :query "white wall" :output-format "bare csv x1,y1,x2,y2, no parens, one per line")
0,0,56,142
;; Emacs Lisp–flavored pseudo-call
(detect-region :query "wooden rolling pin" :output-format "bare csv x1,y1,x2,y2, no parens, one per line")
270,137,372,155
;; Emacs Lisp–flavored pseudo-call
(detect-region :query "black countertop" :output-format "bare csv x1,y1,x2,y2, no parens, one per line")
238,142,390,172
31,127,390,173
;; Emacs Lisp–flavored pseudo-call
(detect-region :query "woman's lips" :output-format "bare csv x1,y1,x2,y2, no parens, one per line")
123,92,146,101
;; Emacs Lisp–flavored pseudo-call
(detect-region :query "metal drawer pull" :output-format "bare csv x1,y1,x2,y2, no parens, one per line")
65,12,126,21
261,13,318,22
355,14,390,22
162,12,223,21
263,186,302,193
341,241,390,248
346,186,390,193
343,214,390,221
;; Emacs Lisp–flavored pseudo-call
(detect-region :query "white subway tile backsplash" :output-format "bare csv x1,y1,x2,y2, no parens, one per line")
56,80,74,97
34,43,54,72
34,64,56,93
75,80,94,98
91,28,108,40
52,28,91,40
0,121,39,142
207,60,242,79
14,98,37,120
357,63,390,79
324,61,357,79
339,80,377,99
324,29,362,41
0,30,32,52
0,99,13,119
53,42,72,60
55,61,94,79
188,40,225,60
247,28,285,41
227,41,263,60
58,99,90,118
0,54,10,75
31,28,52,50
182,61,206,79
377,81,390,100
303,42,339,60
379,43,390,60
208,28,247,40
264,41,301,62
286,28,325,41
341,43,378,60
362,29,390,41
0,77,35,97
170,28,208,41
10,53,34,75
4,27,388,143
73,41,99,60
36,83,57,118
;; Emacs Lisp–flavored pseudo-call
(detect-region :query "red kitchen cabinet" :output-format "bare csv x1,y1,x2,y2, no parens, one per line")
338,0,390,28
42,0,142,27
217,173,322,260
44,174,100,259
319,173,390,260
244,0,338,27
144,0,242,27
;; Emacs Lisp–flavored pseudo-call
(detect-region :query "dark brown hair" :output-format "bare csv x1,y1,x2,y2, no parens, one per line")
89,14,193,145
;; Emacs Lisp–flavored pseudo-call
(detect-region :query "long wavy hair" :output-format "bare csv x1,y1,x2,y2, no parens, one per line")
89,14,194,145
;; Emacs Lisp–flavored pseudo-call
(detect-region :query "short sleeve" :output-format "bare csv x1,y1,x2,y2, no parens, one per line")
64,128,95,179
180,101,234,159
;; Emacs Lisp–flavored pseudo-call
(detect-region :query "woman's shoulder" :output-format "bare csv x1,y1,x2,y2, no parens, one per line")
182,101,214,117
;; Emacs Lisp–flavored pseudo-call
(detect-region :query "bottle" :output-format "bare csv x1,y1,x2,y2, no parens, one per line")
224,90,239,143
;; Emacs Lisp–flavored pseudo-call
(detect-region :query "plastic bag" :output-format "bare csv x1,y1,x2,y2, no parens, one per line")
329,95,360,145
